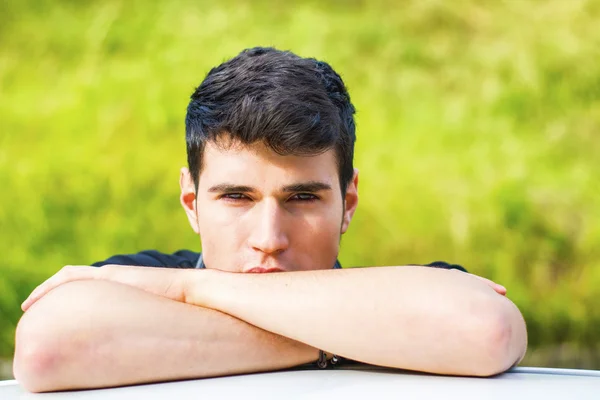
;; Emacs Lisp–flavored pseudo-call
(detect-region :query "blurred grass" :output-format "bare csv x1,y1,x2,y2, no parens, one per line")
1,0,599,371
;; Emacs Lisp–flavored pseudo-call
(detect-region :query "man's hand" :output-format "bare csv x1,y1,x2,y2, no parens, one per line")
453,269,507,296
21,265,191,312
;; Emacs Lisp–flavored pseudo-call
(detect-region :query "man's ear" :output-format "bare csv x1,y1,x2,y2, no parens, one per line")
341,168,359,234
180,167,200,234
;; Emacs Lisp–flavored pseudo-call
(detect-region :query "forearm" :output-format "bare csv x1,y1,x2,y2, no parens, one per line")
192,266,527,376
14,280,318,392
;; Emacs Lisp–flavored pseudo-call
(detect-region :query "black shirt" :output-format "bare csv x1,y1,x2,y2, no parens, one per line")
92,249,466,272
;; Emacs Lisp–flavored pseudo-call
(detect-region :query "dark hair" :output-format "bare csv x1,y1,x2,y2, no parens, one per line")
185,47,356,195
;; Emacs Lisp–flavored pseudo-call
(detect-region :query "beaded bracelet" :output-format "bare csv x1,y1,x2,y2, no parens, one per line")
317,350,340,369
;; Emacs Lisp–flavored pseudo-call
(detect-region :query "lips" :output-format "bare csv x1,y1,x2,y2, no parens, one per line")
245,267,285,273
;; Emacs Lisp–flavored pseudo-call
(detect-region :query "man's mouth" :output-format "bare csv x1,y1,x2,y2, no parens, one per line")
244,267,285,273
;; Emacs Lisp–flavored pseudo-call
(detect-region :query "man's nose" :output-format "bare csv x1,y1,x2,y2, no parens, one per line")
248,199,289,255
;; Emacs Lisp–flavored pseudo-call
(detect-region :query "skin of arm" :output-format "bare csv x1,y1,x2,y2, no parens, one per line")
13,280,320,393
16,264,527,392
186,266,527,377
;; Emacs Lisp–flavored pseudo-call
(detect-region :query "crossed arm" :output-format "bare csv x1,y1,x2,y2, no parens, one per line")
13,265,527,392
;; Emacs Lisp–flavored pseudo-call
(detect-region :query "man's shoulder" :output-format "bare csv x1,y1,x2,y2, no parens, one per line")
91,249,201,269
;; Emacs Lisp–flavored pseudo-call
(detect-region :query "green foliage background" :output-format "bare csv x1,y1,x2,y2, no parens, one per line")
1,0,599,371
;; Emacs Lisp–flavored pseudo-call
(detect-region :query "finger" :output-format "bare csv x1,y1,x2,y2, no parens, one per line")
21,266,93,311
493,283,507,296
473,276,506,295
453,270,507,296
22,276,64,311
21,277,65,312
22,285,45,311
476,276,507,296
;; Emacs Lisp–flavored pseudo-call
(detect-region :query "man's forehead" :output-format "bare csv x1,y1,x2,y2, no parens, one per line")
199,140,339,188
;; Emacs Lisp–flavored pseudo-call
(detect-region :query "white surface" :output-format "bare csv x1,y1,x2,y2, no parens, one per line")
2,365,600,399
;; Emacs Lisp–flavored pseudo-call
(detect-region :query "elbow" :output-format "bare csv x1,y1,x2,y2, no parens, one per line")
470,297,528,377
13,314,65,393
13,281,94,392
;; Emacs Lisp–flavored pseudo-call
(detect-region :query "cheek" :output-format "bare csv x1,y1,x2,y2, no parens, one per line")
196,202,248,256
198,203,241,227
291,209,342,259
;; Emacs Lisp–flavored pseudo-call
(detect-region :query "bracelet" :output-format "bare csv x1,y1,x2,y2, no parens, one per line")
317,350,340,369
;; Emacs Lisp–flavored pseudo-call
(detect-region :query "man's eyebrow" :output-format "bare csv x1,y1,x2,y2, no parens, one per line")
208,184,256,193
282,181,332,193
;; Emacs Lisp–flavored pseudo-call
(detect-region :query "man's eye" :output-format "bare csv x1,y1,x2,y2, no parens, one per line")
221,193,248,201
291,193,318,202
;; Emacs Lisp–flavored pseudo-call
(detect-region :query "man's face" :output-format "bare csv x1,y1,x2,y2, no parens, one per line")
180,138,358,273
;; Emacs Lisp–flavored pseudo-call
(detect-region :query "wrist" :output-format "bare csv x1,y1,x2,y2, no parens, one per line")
182,268,213,306
183,268,233,308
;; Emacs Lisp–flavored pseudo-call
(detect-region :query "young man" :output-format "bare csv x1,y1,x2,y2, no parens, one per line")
14,47,527,392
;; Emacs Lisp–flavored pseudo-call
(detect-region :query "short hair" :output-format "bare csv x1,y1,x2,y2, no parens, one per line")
185,47,356,195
